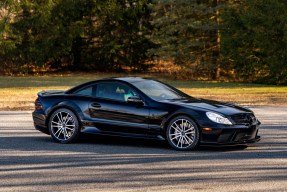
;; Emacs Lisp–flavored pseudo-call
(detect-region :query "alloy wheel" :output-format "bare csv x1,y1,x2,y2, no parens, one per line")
50,110,77,142
167,116,199,150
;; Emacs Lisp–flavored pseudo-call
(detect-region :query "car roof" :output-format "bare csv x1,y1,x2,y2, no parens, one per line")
66,77,152,93
110,77,151,83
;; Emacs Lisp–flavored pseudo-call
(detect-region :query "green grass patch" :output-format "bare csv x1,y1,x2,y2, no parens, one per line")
0,73,286,110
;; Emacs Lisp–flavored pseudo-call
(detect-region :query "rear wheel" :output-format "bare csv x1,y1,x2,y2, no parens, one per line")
48,108,80,144
166,116,200,151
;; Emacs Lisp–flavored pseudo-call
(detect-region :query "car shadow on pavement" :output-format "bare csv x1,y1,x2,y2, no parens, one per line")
37,133,252,152
1,133,286,156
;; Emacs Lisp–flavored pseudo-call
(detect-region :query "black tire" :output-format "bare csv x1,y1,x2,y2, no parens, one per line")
48,108,80,144
166,116,200,151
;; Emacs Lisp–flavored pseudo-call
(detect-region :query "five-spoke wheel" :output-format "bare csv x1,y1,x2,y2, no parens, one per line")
49,108,80,143
166,116,199,150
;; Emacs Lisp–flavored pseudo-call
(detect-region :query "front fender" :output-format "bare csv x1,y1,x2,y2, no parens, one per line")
161,108,203,131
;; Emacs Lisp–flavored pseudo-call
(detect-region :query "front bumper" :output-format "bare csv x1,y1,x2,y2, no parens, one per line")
201,136,261,146
200,124,260,146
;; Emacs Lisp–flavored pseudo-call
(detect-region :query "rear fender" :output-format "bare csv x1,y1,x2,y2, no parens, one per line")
45,101,84,127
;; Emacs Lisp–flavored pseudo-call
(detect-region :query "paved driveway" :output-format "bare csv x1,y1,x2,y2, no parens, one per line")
0,106,286,192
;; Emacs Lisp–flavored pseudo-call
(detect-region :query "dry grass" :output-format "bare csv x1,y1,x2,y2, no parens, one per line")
0,73,287,110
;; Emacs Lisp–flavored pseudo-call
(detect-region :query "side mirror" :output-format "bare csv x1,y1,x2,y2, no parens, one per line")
127,96,144,105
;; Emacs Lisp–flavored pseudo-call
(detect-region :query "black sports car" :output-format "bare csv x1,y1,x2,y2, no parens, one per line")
32,77,260,150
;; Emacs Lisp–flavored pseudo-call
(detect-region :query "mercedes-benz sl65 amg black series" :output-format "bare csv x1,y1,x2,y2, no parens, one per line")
32,77,260,150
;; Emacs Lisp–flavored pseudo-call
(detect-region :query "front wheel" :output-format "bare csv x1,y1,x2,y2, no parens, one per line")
166,116,200,151
48,108,80,144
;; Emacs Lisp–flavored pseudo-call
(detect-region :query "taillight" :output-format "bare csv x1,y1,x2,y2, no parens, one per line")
35,98,43,110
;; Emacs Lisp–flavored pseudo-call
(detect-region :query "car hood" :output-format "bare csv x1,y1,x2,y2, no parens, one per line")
161,97,252,116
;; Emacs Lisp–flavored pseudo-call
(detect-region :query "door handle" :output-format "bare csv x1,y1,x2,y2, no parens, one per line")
91,103,101,108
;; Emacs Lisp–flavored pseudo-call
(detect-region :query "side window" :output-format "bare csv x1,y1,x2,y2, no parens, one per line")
74,85,95,96
96,82,137,102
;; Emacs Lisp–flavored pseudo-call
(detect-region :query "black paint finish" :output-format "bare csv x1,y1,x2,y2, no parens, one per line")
32,77,261,146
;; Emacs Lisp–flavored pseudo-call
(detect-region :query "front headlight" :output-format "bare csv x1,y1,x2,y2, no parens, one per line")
206,112,233,125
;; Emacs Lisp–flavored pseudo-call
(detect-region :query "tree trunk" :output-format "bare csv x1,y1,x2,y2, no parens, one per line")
212,0,221,80
71,36,82,71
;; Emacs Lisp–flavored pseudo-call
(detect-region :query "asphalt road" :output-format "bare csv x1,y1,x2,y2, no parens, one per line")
0,106,286,192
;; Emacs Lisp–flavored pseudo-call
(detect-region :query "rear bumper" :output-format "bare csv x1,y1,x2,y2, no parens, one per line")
32,111,49,135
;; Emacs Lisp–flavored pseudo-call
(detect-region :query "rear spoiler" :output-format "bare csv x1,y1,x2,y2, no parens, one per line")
37,90,66,97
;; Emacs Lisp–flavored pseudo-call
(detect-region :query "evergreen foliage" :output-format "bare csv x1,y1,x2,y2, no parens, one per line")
0,0,153,73
148,0,220,79
0,0,286,84
221,0,287,84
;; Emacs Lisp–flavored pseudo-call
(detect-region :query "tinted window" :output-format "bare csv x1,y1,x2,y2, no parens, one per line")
74,86,94,96
96,82,136,102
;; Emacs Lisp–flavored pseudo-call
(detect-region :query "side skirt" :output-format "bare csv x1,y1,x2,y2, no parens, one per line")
81,126,165,141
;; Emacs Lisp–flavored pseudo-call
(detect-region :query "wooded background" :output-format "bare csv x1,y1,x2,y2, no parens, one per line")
1,0,287,84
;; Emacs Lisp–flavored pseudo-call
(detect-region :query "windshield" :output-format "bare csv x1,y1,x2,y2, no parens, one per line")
131,80,189,101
